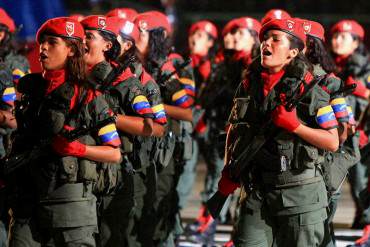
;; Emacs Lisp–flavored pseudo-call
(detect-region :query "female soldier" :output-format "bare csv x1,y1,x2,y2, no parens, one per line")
187,17,262,246
0,8,30,85
218,18,339,247
134,11,195,246
9,17,121,247
81,15,162,247
302,18,360,247
176,20,218,220
330,20,370,230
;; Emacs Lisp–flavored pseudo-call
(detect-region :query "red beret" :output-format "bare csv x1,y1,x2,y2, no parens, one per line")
134,11,172,34
113,17,139,44
81,15,119,36
222,17,261,37
259,18,306,45
189,20,218,39
261,9,291,26
69,14,85,22
36,17,85,44
0,8,15,33
300,19,325,41
331,20,364,40
106,8,138,21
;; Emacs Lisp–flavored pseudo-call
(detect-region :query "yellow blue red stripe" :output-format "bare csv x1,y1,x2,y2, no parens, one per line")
347,106,356,125
172,89,193,108
180,78,196,96
316,105,338,129
152,104,167,124
12,69,25,81
2,87,16,104
330,97,348,120
132,95,153,116
98,123,121,146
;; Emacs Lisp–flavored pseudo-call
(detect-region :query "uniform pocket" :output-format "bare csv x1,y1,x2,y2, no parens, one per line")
299,208,327,226
281,183,319,207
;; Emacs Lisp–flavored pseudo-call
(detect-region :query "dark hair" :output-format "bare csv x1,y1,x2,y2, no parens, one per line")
249,30,261,59
118,37,139,64
351,34,369,56
99,31,121,62
287,33,305,52
306,35,336,73
64,38,87,83
148,28,171,60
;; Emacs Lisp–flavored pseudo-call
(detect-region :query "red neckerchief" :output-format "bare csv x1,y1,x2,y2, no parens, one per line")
261,69,285,98
232,50,252,66
334,54,350,73
43,69,67,95
191,54,211,81
190,54,202,67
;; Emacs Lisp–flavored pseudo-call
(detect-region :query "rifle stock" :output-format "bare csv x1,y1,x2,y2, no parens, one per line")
206,191,229,219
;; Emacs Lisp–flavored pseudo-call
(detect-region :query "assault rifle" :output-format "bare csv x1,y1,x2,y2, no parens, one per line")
0,116,116,176
156,58,192,87
206,75,326,219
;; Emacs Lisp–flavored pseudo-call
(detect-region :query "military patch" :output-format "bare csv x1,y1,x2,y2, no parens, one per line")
66,22,75,37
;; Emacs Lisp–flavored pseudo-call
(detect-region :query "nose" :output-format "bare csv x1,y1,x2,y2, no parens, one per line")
39,41,48,51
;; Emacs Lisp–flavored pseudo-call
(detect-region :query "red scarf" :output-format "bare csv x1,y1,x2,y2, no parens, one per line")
43,69,67,95
334,54,350,73
261,69,285,97
232,50,252,66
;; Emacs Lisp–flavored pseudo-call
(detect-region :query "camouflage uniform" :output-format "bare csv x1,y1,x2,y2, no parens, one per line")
335,51,370,228
140,53,195,247
9,72,120,247
231,59,333,247
87,61,155,247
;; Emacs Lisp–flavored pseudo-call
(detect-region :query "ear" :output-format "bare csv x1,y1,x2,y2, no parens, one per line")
0,31,5,43
287,48,299,59
103,41,113,52
67,47,75,57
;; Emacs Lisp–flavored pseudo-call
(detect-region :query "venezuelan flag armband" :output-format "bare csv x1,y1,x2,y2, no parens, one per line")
172,89,194,108
316,105,338,130
2,87,16,106
98,123,121,147
152,104,167,125
132,95,154,117
330,97,349,122
179,77,196,97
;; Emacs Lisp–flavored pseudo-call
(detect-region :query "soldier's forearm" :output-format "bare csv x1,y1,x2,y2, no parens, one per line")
116,115,154,136
0,110,17,129
164,104,193,122
293,125,339,152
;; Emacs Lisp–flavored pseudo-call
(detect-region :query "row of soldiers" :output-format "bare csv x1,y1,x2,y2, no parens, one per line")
0,5,369,247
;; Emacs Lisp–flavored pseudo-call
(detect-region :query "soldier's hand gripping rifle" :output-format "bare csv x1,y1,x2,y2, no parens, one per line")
156,59,192,87
0,116,117,176
206,75,325,219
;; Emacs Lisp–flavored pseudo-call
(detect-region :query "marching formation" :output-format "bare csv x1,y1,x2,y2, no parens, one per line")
0,6,369,247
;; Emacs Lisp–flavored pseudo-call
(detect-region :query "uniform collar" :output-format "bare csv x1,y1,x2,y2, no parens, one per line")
42,69,66,95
